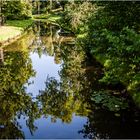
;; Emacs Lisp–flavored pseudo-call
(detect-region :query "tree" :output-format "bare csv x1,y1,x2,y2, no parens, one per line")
59,1,140,107
0,0,6,26
2,0,32,20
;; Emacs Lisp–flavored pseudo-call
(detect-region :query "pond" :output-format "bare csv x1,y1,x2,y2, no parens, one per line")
0,21,140,139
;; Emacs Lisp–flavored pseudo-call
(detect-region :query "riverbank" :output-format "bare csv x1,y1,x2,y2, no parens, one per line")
0,13,62,47
76,30,140,108
33,13,62,23
0,19,33,47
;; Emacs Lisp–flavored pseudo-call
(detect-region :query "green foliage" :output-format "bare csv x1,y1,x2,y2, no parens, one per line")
0,21,139,138
32,0,48,15
2,0,32,20
0,50,39,138
98,28,140,86
61,1,140,107
37,44,91,123
91,91,128,112
59,1,97,33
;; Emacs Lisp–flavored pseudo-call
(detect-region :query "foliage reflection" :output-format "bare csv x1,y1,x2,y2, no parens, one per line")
0,21,139,139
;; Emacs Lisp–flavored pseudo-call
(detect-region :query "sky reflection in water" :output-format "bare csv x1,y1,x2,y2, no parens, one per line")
0,21,140,139
26,52,61,97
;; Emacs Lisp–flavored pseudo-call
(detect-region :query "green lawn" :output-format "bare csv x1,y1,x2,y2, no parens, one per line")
0,19,33,45
33,14,61,23
6,19,33,29
47,14,61,22
33,14,47,19
0,26,22,42
77,33,87,39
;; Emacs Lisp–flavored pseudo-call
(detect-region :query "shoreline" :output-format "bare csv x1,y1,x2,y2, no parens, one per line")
0,14,61,47
0,27,23,47
0,19,34,47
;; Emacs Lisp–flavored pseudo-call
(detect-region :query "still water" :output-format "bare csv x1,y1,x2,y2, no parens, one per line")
0,21,140,139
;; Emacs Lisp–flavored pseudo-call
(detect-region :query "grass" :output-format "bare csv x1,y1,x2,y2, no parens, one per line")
6,19,33,29
33,14,47,19
77,33,87,39
33,13,62,23
0,26,22,42
0,19,33,44
47,14,61,22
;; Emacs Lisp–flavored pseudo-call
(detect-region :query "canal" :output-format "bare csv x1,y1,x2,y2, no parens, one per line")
0,21,140,139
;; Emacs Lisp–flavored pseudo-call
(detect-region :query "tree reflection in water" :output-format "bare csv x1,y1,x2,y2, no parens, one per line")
0,21,139,139
37,40,103,124
0,49,39,138
35,22,140,139
79,108,140,139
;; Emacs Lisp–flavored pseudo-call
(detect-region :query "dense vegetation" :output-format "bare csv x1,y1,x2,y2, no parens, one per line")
0,0,32,20
58,1,140,107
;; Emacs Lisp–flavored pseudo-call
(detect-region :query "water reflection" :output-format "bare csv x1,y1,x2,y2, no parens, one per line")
37,76,90,123
0,21,139,139
0,50,39,138
79,109,140,139
27,53,61,97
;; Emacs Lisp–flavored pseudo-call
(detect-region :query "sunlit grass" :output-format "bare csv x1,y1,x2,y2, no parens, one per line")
77,33,87,39
6,19,33,29
0,26,22,42
33,14,61,22
47,14,61,22
33,14,47,19
0,19,33,44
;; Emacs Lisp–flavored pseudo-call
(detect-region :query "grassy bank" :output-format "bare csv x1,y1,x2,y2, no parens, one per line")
0,19,33,46
6,19,33,30
33,14,62,23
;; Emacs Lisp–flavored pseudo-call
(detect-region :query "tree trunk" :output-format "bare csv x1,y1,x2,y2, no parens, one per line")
0,48,4,63
0,0,5,26
38,1,40,15
50,0,52,11
0,0,2,26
